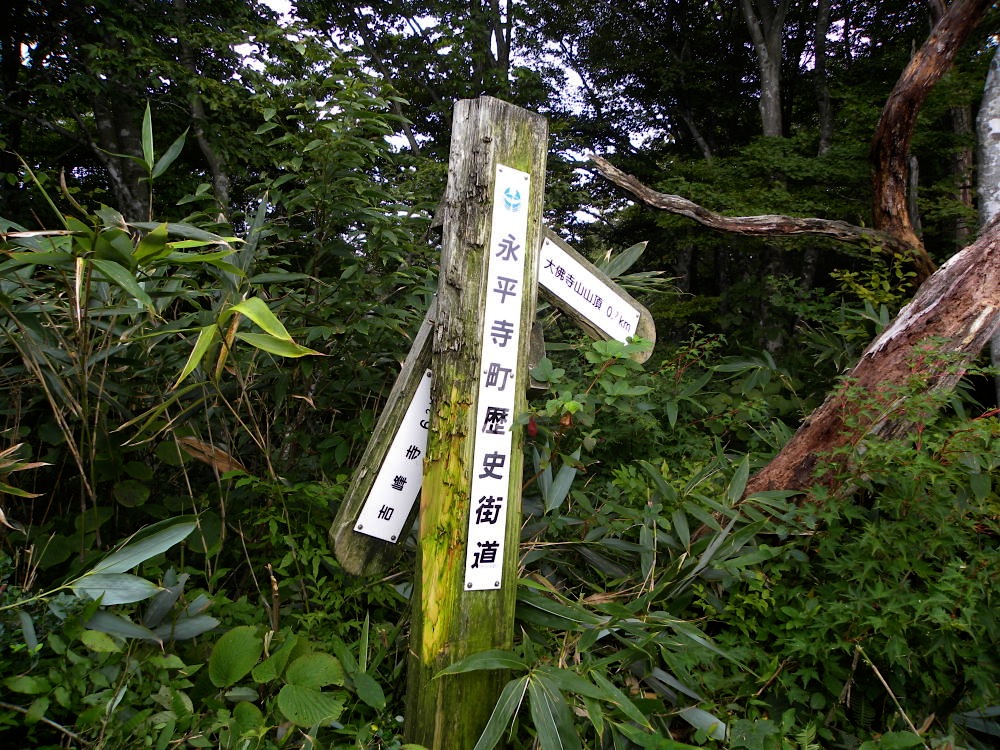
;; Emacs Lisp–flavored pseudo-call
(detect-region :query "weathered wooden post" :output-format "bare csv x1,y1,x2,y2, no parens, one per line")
404,97,547,748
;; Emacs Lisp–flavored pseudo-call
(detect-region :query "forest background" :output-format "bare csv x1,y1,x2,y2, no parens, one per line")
0,1,998,748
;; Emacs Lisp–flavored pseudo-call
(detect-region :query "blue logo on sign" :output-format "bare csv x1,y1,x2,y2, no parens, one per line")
503,187,522,212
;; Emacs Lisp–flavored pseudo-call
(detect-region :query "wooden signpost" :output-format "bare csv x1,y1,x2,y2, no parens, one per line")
326,96,656,747
330,231,655,577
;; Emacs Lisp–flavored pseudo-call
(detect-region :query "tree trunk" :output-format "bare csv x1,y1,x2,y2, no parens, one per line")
869,0,990,282
814,0,833,155
175,0,231,219
746,217,1000,495
740,0,789,138
977,48,1000,403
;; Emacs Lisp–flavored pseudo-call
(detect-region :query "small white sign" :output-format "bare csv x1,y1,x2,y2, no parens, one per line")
464,164,531,591
355,369,433,542
539,237,641,342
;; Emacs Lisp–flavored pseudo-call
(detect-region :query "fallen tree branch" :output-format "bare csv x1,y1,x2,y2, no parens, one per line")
746,215,1000,496
587,153,916,257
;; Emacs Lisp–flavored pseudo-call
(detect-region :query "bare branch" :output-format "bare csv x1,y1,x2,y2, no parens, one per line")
587,152,915,256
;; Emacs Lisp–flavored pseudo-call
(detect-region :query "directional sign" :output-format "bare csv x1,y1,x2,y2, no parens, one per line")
353,368,432,542
538,230,655,361
330,230,656,576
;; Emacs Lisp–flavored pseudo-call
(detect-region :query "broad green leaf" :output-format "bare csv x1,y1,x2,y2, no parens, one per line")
276,684,345,727
536,665,605,701
285,653,344,689
141,103,154,169
226,297,292,339
252,634,300,683
90,520,196,574
545,448,580,514
4,675,51,695
209,625,263,688
528,675,581,750
473,675,530,750
590,670,651,728
436,649,530,677
677,706,726,741
133,223,172,264
127,221,241,244
152,129,188,179
165,250,238,265
86,610,162,643
72,573,161,605
90,258,154,310
231,701,265,746
80,629,121,653
173,325,219,389
601,241,648,278
154,614,220,641
727,454,751,505
235,332,321,358
352,672,386,709
113,479,150,508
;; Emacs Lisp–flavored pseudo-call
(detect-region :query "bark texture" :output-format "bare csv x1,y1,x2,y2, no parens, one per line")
869,0,991,281
745,217,1000,495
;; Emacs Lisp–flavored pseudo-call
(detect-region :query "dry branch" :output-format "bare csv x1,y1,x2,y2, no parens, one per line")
587,153,915,256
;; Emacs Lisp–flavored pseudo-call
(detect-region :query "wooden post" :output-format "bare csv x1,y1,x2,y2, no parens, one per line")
404,97,547,748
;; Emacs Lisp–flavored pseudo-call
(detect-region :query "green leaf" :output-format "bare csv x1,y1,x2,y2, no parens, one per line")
226,297,291,339
545,449,581,514
352,672,386,710
276,684,345,727
86,610,162,643
727,455,751,505
4,675,51,695
536,666,605,701
473,675,530,750
71,573,161,605
90,258,154,310
154,614,220,641
601,241,648,278
528,675,581,750
133,223,172,264
90,519,196,574
436,649,530,677
152,129,188,179
858,733,926,750
230,701,265,747
173,325,219,389
209,625,264,688
677,706,726,741
113,479,150,508
142,102,154,169
80,629,121,653
285,653,344,689
252,634,300,683
590,670,651,728
235,332,322,358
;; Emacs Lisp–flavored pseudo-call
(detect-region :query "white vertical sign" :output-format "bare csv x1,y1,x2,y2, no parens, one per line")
354,368,433,542
464,164,531,590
